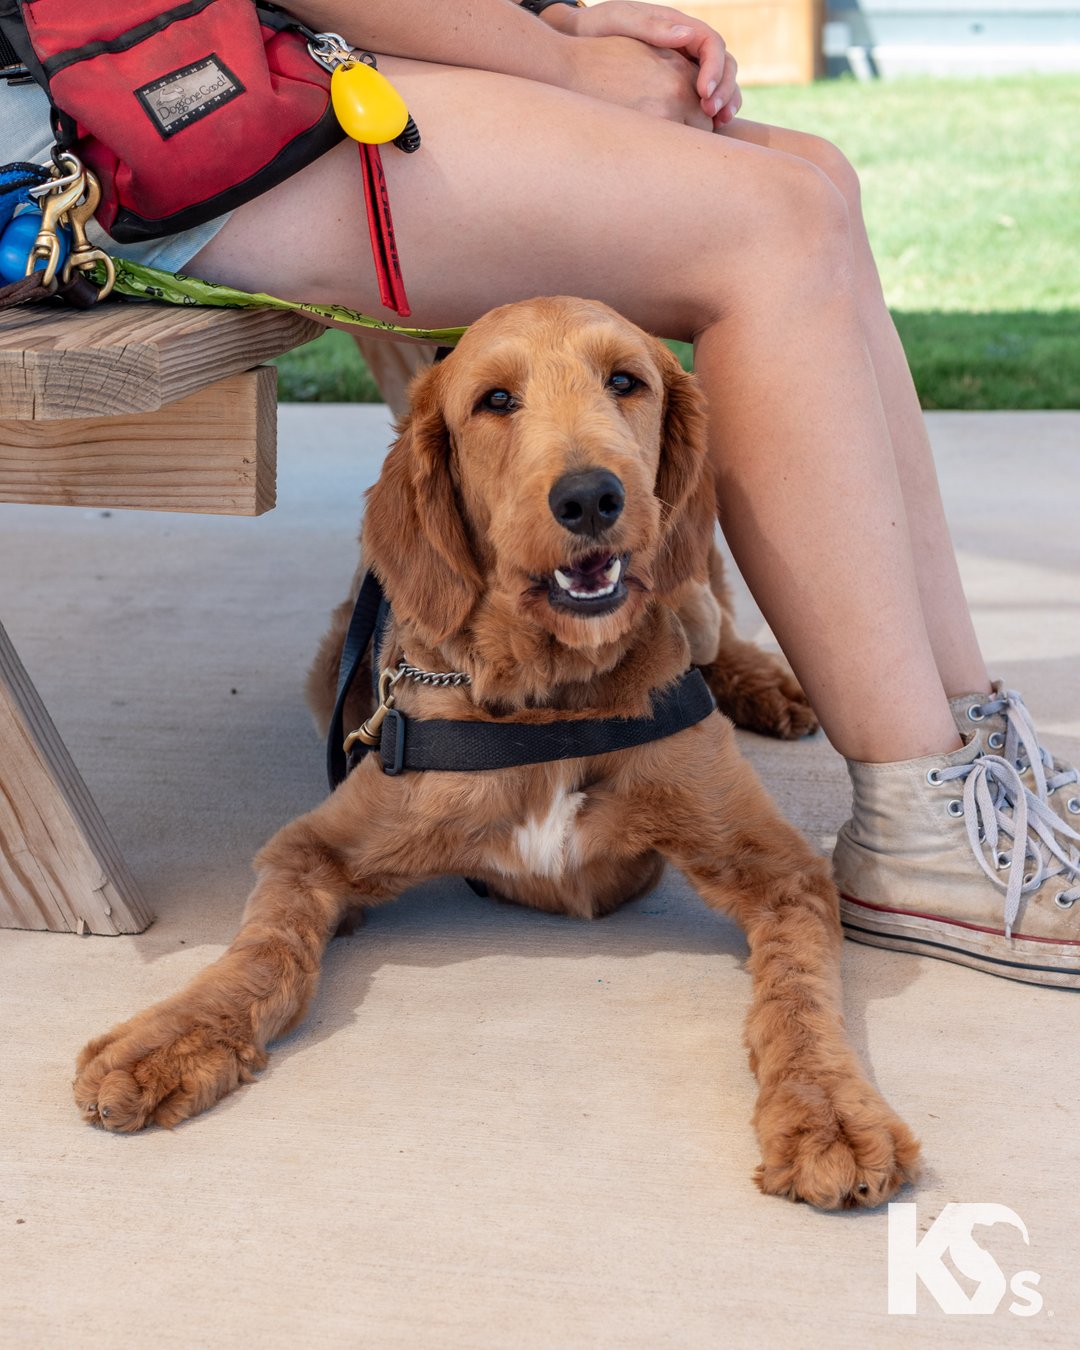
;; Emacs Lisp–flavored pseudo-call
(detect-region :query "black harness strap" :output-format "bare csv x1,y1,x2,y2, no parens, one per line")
372,669,715,776
326,572,716,789
326,570,387,789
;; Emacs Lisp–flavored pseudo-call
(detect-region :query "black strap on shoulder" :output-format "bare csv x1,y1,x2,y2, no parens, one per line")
326,570,386,789
369,668,716,777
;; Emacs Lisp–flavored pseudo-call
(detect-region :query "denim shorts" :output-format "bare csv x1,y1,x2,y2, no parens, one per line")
3,82,231,272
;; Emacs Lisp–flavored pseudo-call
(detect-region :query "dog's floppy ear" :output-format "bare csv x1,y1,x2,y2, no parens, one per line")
362,361,483,643
650,340,714,596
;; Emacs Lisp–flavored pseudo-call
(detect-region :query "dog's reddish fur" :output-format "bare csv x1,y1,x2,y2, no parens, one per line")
74,298,918,1209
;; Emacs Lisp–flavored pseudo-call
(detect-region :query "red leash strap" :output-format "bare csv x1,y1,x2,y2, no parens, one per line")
358,142,410,318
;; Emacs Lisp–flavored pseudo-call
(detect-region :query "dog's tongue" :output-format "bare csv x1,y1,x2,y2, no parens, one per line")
573,552,612,579
553,552,622,598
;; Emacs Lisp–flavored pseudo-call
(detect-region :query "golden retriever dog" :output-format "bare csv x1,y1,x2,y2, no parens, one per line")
74,298,919,1209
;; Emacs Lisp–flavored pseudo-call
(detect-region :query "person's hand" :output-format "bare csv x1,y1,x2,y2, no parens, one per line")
540,1,741,126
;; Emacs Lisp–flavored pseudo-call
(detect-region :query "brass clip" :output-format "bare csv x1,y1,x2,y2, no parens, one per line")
63,170,116,299
25,171,85,287
343,668,401,753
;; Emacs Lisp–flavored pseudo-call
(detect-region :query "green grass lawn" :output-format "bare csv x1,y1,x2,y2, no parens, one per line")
275,74,1080,409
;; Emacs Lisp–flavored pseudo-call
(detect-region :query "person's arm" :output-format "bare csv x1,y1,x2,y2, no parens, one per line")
285,0,732,129
285,0,574,86
544,1,741,123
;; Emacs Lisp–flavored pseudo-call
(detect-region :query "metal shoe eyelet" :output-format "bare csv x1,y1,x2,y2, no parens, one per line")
946,799,964,818
1023,872,1036,886
1048,784,1057,796
996,852,1011,870
926,769,944,786
1015,759,1027,772
988,732,1005,749
1068,797,1080,815
1054,893,1076,910
967,705,985,722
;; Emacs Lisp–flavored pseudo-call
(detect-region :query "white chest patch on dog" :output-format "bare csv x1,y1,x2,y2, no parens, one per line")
512,788,586,879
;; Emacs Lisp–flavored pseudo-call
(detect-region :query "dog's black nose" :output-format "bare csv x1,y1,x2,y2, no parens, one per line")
548,469,625,537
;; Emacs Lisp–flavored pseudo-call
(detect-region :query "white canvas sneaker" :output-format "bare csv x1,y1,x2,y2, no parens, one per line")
834,734,1080,988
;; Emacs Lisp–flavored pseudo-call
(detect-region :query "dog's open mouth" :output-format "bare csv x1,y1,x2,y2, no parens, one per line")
545,552,629,616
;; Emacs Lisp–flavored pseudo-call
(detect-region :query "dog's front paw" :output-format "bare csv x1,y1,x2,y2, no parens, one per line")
753,1076,921,1210
74,1002,265,1133
701,651,819,741
739,669,818,740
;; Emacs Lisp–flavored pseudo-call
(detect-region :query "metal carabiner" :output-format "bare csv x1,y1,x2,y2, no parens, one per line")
307,31,354,73
28,165,81,200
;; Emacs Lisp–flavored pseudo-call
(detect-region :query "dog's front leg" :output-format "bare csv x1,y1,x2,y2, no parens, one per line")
654,740,921,1208
73,783,413,1132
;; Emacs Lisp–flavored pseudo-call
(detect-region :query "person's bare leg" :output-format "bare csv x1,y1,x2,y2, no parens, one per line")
720,120,989,700
190,60,960,763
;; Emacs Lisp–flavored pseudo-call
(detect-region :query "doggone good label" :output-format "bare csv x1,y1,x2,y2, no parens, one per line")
135,54,246,139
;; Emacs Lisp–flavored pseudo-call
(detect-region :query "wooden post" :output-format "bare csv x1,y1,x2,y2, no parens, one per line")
0,619,152,935
602,0,824,84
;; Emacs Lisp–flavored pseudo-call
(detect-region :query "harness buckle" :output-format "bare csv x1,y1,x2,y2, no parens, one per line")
381,707,407,776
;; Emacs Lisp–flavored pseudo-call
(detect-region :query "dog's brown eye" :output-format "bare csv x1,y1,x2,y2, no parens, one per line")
607,372,640,396
479,389,517,413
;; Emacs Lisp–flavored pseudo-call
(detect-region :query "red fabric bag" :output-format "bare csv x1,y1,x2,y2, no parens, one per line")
0,0,343,242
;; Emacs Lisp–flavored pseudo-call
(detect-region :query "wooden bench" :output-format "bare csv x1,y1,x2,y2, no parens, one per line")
0,301,322,935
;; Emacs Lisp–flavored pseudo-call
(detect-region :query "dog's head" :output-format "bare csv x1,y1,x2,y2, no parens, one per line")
364,297,714,661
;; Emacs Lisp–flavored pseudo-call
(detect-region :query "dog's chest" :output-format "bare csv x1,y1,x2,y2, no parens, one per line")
497,786,588,881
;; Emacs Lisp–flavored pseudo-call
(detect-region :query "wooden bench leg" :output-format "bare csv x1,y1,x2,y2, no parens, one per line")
0,620,152,935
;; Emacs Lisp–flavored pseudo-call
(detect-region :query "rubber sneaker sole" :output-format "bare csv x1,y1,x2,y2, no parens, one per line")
840,894,1080,990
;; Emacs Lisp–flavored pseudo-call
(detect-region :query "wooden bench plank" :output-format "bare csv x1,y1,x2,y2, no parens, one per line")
0,367,277,515
0,303,322,420
0,619,152,935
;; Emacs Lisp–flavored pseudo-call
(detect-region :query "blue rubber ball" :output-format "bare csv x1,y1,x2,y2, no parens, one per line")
0,209,72,284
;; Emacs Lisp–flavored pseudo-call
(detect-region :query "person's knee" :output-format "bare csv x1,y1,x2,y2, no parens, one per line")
785,133,863,216
768,157,854,292
694,156,854,330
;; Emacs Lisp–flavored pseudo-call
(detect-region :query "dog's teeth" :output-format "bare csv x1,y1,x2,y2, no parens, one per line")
603,557,622,584
567,581,616,600
554,569,574,591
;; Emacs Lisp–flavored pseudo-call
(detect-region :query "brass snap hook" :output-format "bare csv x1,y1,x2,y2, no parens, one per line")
343,668,402,753
25,172,86,287
62,170,115,299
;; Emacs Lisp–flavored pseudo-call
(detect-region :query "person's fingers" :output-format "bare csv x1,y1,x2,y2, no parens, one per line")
707,54,740,120
584,4,728,100
712,89,741,129
642,16,727,103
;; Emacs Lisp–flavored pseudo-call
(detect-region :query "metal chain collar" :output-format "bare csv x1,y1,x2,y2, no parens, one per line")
396,660,471,688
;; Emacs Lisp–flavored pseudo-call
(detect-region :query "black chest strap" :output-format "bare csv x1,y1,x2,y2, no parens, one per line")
369,666,715,776
327,572,716,788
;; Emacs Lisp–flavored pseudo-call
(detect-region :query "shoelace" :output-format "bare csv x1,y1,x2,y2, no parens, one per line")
934,754,1080,938
970,687,1080,807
